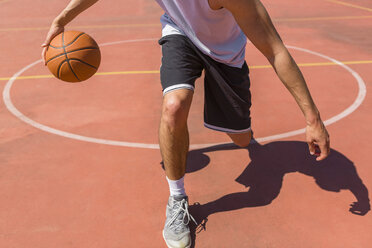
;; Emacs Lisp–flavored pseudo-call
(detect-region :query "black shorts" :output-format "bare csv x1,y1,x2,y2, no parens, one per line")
159,34,251,133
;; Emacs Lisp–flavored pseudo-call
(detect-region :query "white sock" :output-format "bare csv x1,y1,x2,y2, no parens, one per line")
166,176,186,196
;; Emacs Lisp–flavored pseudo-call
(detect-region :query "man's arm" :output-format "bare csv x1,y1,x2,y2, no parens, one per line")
41,0,99,64
213,0,330,160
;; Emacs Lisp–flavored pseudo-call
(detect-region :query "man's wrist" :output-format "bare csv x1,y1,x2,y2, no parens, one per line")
53,9,71,27
305,109,321,126
53,16,65,27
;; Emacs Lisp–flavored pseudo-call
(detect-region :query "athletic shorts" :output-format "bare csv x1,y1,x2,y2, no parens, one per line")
159,34,251,133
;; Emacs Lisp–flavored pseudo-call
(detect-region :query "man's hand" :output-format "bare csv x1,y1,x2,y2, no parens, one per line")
41,22,64,65
306,119,330,161
41,0,99,64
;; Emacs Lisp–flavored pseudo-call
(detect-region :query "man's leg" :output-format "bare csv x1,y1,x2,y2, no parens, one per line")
227,130,252,148
160,88,195,248
159,88,194,180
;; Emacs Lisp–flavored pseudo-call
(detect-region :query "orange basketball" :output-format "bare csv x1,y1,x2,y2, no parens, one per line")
45,30,101,82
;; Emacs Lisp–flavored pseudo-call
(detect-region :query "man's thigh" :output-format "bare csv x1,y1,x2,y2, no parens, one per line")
159,34,204,96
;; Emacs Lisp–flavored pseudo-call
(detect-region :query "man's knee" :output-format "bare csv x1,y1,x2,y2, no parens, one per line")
233,138,251,148
161,90,193,127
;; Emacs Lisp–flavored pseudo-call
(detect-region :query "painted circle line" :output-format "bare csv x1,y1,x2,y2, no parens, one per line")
3,38,367,150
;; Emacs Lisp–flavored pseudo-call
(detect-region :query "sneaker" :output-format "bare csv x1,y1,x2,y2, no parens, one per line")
163,195,196,248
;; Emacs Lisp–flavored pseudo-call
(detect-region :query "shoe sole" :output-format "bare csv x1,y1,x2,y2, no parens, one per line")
162,230,191,248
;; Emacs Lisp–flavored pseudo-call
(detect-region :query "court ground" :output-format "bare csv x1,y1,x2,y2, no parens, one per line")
0,0,371,247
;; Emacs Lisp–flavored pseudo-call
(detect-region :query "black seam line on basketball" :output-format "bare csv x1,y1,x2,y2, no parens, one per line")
64,32,85,47
62,32,80,81
56,59,67,79
68,58,97,69
49,44,63,49
45,47,99,65
46,53,65,65
49,32,86,49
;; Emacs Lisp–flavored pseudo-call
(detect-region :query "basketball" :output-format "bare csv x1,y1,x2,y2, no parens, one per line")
45,30,101,82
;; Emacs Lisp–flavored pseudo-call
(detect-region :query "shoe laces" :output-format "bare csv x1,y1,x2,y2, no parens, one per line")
166,199,197,230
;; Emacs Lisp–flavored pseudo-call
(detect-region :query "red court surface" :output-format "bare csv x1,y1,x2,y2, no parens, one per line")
0,0,371,247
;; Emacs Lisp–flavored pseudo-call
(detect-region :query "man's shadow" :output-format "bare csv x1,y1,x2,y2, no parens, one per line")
168,140,370,247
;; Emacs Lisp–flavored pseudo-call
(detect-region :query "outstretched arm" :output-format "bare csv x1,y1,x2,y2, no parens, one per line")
41,0,99,64
214,0,330,160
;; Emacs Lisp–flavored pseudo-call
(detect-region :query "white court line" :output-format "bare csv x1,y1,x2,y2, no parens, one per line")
100,38,158,47
2,39,367,149
252,45,367,145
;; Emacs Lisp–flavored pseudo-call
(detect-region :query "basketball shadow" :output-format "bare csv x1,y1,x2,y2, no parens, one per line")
182,140,370,247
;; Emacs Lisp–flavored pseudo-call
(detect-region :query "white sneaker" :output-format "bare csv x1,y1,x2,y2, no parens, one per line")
163,195,196,248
